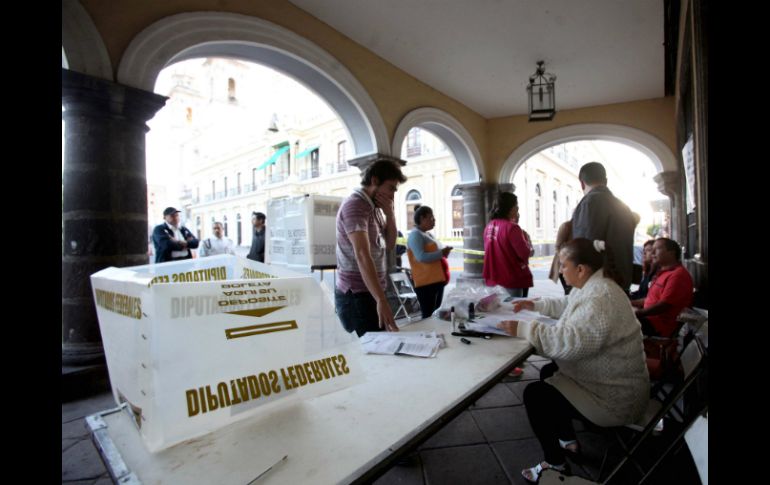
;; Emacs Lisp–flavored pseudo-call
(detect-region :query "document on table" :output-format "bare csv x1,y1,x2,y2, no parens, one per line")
464,308,559,336
359,331,445,357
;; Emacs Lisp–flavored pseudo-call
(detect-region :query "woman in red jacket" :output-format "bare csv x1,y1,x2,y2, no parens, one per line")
482,192,533,298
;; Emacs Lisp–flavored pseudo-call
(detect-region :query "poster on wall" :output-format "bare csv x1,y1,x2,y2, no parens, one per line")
682,134,696,213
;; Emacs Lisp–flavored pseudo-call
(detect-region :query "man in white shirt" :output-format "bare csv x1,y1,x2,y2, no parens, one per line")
198,221,235,257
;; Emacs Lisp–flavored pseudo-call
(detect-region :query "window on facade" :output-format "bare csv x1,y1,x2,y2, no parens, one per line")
252,168,257,190
553,191,558,228
406,128,422,157
223,215,228,237
228,78,236,101
196,187,200,203
406,190,422,202
237,172,241,194
565,195,570,219
310,148,320,177
337,141,347,171
212,180,216,199
224,176,228,197
236,213,242,245
405,189,423,231
535,183,542,229
196,216,201,237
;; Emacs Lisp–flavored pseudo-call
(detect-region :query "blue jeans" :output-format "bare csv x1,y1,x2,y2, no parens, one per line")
334,289,382,337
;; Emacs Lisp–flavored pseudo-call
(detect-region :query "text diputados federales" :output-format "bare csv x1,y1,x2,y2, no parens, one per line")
185,354,350,417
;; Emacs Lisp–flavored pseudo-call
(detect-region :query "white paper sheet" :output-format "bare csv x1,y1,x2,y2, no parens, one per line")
359,332,444,357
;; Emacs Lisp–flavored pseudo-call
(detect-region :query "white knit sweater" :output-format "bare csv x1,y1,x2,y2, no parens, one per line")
517,269,649,426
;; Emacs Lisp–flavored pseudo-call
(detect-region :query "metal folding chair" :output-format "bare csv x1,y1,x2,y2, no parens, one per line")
389,271,420,322
601,337,708,484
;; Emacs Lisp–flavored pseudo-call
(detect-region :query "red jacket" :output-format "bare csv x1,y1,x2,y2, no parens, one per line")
482,219,533,289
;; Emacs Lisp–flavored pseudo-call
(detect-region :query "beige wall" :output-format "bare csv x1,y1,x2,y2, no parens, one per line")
487,97,677,182
75,1,677,186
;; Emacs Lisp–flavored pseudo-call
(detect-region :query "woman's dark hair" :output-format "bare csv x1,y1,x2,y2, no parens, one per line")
561,238,622,287
360,159,407,186
642,239,655,274
490,192,517,220
414,205,433,226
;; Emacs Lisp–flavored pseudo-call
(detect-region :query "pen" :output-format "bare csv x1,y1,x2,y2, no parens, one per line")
460,337,471,345
247,454,288,484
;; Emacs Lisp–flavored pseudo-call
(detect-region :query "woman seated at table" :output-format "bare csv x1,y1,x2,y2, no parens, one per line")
497,238,649,483
407,206,452,318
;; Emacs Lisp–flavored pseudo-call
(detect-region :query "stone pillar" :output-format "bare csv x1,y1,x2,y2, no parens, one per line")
653,171,683,244
347,153,407,273
457,182,487,279
62,69,167,365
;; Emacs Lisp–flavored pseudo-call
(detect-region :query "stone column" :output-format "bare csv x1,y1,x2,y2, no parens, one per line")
653,171,683,244
62,68,167,365
457,182,487,280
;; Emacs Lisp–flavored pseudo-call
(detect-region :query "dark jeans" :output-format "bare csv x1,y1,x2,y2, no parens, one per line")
523,362,593,465
415,282,445,318
334,289,382,337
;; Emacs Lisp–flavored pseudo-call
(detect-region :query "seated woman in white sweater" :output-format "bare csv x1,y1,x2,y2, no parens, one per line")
497,238,649,483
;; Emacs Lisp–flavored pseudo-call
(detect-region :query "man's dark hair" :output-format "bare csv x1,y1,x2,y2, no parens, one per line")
578,162,607,186
253,212,266,221
360,159,407,186
656,237,682,261
413,205,433,226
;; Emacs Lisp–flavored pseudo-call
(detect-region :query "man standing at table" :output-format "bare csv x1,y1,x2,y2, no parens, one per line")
335,159,407,337
572,161,636,292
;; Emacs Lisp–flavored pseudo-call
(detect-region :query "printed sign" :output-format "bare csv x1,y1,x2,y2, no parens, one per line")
91,254,358,452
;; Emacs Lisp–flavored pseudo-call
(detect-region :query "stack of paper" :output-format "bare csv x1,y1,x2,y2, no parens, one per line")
359,331,445,358
464,308,560,336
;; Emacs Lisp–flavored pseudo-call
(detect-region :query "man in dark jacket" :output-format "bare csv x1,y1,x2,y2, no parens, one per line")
572,162,636,291
152,207,199,263
247,211,266,262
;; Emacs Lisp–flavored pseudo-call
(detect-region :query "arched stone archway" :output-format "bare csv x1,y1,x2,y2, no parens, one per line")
117,12,389,157
391,107,483,183
499,123,677,182
499,123,684,241
61,0,113,79
391,108,487,278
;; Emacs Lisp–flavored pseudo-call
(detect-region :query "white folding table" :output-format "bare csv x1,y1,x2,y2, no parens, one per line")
88,317,534,484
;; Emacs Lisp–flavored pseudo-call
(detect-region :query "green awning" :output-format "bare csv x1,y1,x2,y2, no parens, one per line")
256,145,290,170
295,146,319,159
